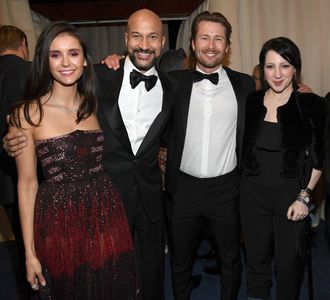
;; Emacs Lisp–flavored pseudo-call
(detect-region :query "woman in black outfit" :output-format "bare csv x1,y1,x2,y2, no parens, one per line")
240,37,326,300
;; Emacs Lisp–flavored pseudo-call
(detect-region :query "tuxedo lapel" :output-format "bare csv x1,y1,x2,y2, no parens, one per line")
135,72,173,156
225,67,247,164
226,67,245,131
179,71,194,147
98,67,133,155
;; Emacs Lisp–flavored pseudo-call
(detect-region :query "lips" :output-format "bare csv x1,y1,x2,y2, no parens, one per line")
273,80,284,86
59,70,75,76
202,51,220,59
134,50,155,61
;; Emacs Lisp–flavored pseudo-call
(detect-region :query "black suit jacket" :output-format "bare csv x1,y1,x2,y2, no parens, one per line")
325,92,330,185
0,55,30,205
165,67,255,195
94,62,174,222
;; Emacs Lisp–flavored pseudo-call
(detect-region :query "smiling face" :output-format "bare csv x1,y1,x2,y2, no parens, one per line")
192,20,229,73
49,33,86,87
125,9,165,72
263,50,295,94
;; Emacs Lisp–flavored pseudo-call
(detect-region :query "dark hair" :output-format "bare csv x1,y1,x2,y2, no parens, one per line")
185,11,232,69
11,21,96,127
158,48,186,72
0,25,27,54
259,37,302,90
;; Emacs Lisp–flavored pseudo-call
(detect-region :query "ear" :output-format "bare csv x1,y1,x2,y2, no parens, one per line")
225,44,229,54
161,35,166,50
83,59,87,67
125,32,128,47
191,39,196,52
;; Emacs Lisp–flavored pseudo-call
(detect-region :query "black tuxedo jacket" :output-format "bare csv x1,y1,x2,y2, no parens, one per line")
165,67,255,195
0,55,30,205
94,62,174,222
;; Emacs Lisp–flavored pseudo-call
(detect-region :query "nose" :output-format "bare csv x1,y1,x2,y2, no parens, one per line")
208,38,215,49
274,67,282,78
62,54,70,67
140,36,149,50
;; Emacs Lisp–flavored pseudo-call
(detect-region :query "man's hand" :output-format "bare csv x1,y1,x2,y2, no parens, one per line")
3,126,27,157
297,84,312,93
101,54,125,70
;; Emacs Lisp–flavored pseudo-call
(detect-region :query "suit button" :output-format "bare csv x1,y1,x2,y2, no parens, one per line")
133,159,139,163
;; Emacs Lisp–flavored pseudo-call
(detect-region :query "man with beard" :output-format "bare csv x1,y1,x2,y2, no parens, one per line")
165,11,255,299
4,9,173,300
93,9,174,300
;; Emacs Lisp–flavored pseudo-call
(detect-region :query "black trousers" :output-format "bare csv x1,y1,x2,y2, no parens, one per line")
124,185,164,300
325,183,330,241
170,169,241,300
240,178,308,300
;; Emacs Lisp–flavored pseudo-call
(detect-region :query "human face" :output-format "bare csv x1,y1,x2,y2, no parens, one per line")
192,21,229,73
263,50,295,94
49,33,86,87
125,10,165,72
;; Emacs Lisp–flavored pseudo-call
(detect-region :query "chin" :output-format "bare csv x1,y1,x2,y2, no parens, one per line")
134,60,155,71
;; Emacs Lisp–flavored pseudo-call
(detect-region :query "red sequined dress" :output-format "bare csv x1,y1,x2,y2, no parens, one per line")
33,129,139,300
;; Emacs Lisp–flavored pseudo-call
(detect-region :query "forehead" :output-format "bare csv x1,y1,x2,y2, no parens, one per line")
265,50,288,62
196,21,226,36
50,33,81,49
128,15,163,35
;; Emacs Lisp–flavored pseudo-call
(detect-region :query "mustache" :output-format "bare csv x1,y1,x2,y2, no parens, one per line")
203,49,219,54
133,48,155,55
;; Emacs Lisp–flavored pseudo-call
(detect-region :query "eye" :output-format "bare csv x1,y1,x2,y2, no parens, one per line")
265,65,273,69
149,34,159,40
69,50,79,57
281,64,291,68
49,52,60,58
131,33,140,38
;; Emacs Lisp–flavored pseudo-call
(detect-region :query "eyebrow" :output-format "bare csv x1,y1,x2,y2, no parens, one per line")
130,31,160,36
49,48,81,52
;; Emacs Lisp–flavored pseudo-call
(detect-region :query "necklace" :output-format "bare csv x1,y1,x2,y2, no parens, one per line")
48,103,79,113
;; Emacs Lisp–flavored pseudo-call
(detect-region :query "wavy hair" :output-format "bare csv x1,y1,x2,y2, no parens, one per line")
184,11,232,70
11,21,96,127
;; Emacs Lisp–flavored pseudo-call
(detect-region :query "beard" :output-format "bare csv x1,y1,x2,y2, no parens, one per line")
128,48,158,71
195,50,225,70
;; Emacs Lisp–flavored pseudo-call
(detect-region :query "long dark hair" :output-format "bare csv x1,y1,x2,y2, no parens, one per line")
259,37,302,90
11,21,96,127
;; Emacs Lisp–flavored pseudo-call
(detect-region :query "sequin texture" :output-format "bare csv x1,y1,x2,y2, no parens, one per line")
33,129,139,299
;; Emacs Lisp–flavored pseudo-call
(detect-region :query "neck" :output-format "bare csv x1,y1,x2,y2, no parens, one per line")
267,86,293,104
51,82,80,107
0,49,25,60
196,63,222,74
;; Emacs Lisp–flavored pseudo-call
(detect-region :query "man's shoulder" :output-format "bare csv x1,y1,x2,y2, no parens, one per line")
224,66,253,81
0,55,30,73
94,63,123,75
224,66,255,93
165,69,192,81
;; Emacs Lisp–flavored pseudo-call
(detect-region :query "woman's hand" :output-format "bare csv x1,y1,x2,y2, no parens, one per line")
25,255,46,290
287,200,309,221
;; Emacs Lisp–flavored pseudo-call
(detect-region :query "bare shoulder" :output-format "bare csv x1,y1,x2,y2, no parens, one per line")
10,100,42,132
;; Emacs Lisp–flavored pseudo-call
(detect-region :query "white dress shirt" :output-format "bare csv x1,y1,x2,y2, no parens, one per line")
118,57,163,155
180,65,238,178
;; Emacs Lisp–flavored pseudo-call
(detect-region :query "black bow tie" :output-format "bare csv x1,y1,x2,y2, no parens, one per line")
193,70,219,85
130,69,158,92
